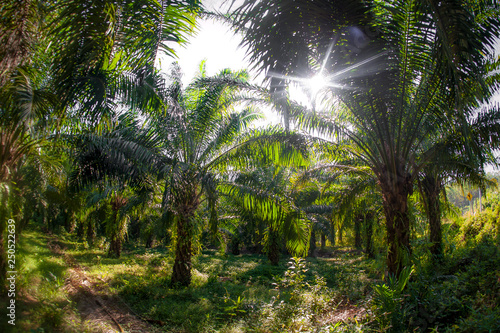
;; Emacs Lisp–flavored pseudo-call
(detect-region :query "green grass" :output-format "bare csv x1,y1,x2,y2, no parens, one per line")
7,227,499,332
0,230,90,333
36,234,374,332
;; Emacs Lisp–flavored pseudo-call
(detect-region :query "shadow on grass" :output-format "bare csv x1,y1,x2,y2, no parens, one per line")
99,253,292,333
0,231,72,333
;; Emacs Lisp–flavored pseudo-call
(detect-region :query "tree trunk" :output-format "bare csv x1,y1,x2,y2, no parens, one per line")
145,233,155,248
422,174,443,260
108,210,122,258
330,221,336,247
321,233,326,249
86,219,96,244
354,214,362,249
365,212,375,258
171,214,193,286
107,196,127,258
379,166,412,277
108,235,122,257
308,229,316,257
170,175,200,287
267,227,280,265
230,235,240,255
338,226,343,244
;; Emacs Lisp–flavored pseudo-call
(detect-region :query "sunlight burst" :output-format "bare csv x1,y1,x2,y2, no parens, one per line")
308,74,328,94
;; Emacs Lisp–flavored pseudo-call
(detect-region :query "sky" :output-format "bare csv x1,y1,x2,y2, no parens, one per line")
162,0,253,86
164,19,252,86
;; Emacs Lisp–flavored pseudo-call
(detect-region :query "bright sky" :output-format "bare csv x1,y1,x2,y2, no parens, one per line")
162,0,279,126
161,0,253,86
165,19,252,86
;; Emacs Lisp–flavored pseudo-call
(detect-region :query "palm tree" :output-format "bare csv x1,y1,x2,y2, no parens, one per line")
0,0,47,86
0,65,57,286
159,65,309,285
49,0,201,125
418,103,500,259
69,63,308,285
223,166,310,264
233,0,500,277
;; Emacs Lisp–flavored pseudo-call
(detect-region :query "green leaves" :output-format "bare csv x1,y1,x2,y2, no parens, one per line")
50,0,201,123
372,265,415,332
221,167,310,258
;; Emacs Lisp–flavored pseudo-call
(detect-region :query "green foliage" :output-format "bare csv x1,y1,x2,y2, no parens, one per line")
458,204,500,245
278,257,309,291
369,235,500,333
371,265,414,332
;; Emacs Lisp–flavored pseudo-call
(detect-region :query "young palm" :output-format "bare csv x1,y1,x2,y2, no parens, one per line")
222,166,310,265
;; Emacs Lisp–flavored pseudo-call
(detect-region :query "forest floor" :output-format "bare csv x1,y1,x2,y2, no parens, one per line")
47,237,160,333
1,230,378,332
5,228,498,332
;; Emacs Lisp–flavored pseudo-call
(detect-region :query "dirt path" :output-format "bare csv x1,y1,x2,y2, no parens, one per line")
47,238,161,333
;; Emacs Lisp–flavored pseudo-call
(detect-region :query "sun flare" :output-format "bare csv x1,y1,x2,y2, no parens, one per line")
308,74,328,94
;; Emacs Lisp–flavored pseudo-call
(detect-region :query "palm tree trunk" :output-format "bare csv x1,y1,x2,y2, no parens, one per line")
267,227,280,265
330,221,336,247
145,233,155,248
428,196,442,258
107,195,127,258
86,219,96,244
308,229,316,257
365,212,375,258
170,177,200,287
379,168,412,277
354,214,362,249
422,174,443,260
171,214,193,286
108,210,122,258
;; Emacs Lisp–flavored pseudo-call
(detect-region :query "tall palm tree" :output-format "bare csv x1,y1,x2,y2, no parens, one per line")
233,0,500,276
0,65,57,286
159,65,309,286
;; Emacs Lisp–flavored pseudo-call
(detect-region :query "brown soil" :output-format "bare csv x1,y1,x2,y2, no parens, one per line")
317,300,368,326
47,238,161,333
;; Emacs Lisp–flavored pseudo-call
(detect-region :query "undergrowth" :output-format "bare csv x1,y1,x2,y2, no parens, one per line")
6,218,500,333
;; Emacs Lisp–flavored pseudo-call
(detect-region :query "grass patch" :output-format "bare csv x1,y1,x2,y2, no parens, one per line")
0,230,91,333
13,229,498,332
65,243,375,332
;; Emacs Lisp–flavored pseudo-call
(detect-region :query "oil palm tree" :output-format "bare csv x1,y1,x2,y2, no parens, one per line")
70,63,309,286
418,103,500,259
233,0,500,276
159,64,309,285
0,65,58,286
222,166,310,265
50,0,201,125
